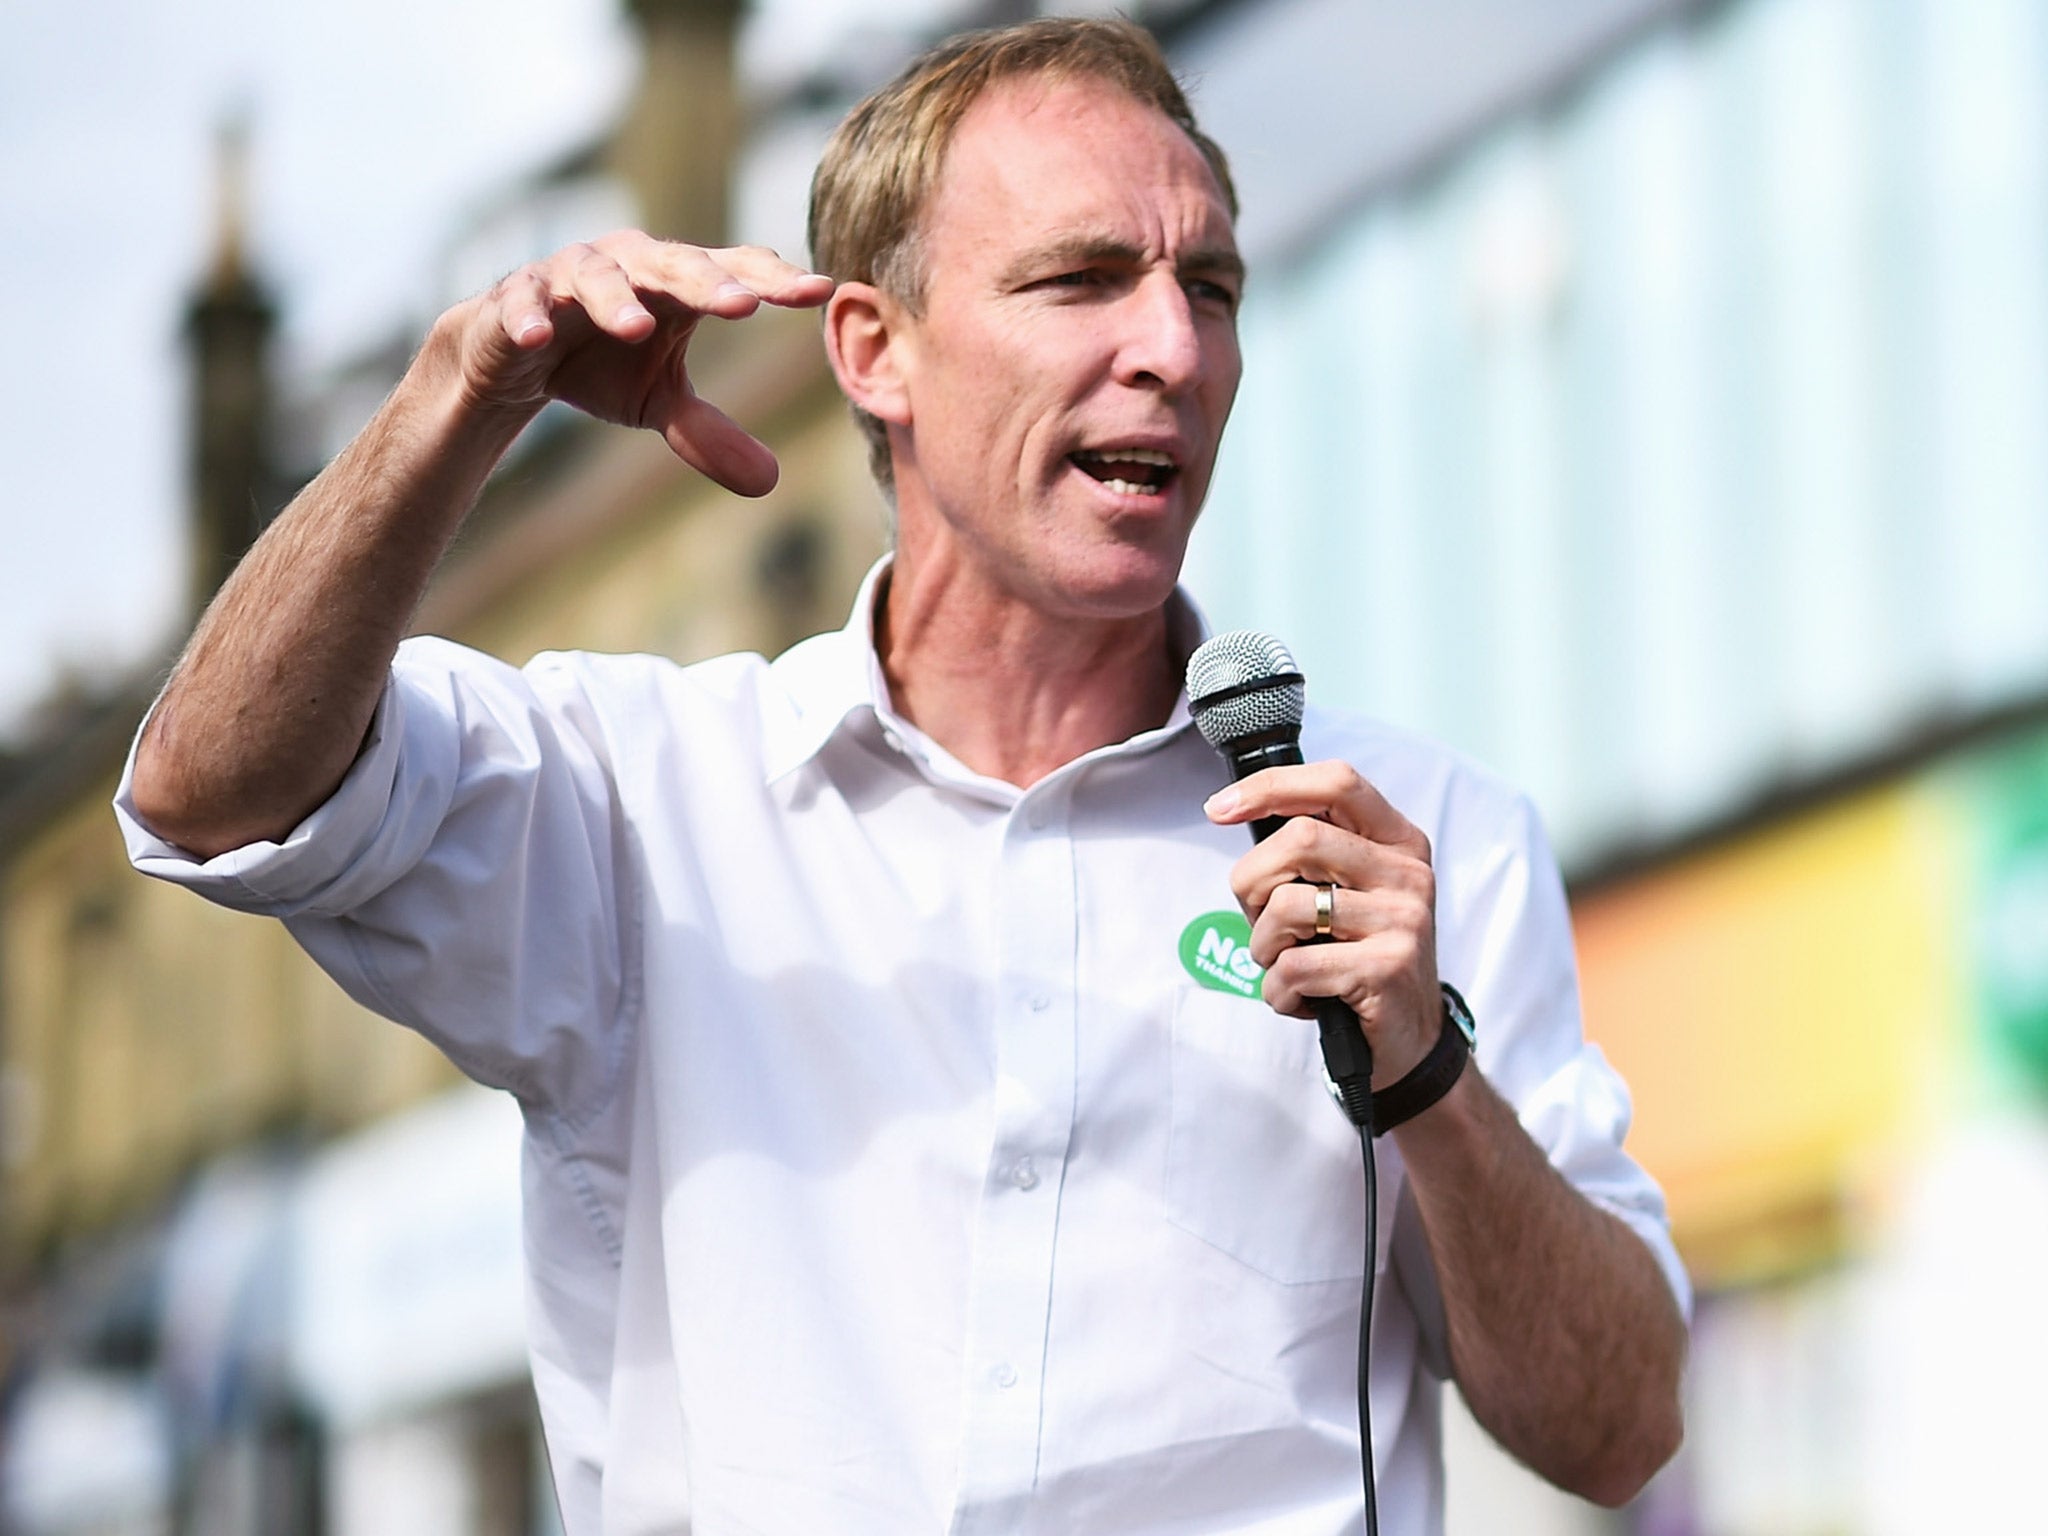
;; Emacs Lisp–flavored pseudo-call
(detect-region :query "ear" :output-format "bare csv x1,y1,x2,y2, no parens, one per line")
823,281,914,429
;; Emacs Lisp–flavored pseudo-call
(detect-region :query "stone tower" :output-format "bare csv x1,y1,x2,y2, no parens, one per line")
610,0,746,244
182,116,278,620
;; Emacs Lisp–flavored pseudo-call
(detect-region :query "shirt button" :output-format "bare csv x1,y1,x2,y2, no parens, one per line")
1027,806,1049,831
882,729,904,752
991,1363,1018,1389
1030,993,1051,1012
1011,1158,1039,1191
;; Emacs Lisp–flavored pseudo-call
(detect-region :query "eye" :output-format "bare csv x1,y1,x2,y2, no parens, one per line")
1187,278,1240,313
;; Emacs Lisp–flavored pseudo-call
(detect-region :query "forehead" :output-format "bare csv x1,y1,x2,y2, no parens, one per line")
920,75,1237,268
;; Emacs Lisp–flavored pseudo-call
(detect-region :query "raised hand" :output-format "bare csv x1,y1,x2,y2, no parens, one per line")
132,231,835,857
440,231,836,496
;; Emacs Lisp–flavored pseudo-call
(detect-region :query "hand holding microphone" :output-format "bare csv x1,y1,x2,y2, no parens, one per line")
1187,632,1453,1132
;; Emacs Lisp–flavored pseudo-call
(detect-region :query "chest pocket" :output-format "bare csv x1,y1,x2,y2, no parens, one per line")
1165,987,1397,1286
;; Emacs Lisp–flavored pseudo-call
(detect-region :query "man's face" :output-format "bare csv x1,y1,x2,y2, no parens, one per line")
886,75,1244,618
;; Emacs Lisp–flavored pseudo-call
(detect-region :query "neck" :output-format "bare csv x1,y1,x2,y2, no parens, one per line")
876,552,1183,789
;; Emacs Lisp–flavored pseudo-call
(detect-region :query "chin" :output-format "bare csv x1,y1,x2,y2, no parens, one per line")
1045,543,1188,618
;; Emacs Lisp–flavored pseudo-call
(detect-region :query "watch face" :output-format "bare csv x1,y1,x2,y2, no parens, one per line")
1442,984,1477,1047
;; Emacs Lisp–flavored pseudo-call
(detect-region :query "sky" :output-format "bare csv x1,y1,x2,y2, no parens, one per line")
0,0,630,736
0,0,983,744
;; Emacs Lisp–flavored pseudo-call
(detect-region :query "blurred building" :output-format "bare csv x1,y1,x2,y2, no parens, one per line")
0,2,876,1531
4,0,2047,1533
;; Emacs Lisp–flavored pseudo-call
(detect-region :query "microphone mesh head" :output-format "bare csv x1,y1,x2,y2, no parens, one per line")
1185,630,1305,750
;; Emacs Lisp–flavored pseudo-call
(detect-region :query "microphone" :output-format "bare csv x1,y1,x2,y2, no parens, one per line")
1187,631,1373,1128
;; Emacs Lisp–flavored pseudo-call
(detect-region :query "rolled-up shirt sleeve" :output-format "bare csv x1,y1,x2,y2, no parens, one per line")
1444,789,1692,1317
115,636,638,1124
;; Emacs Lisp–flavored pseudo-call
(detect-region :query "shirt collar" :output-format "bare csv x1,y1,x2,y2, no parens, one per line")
761,556,1211,785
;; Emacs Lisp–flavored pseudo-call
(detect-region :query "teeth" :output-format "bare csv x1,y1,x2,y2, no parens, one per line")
1100,477,1162,496
1075,447,1176,468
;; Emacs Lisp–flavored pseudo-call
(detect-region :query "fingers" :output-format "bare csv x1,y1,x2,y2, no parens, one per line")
470,236,834,380
492,268,559,350
1243,875,1433,1025
1244,880,1431,969
481,235,832,350
463,246,676,404
586,232,836,314
692,242,838,309
1245,877,1438,1085
556,241,663,335
1259,924,1434,1042
444,232,836,480
1207,761,1441,1077
1224,810,1434,925
1205,760,1430,861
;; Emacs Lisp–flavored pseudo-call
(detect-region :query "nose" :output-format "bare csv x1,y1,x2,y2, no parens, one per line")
1114,271,1205,395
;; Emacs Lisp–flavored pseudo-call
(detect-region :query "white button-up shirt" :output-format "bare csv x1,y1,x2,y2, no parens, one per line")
118,563,1686,1536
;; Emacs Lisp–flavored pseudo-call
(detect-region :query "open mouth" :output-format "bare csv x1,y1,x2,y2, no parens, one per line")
1070,447,1178,498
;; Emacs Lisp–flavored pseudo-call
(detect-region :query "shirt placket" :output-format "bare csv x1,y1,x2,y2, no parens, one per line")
948,777,1079,1531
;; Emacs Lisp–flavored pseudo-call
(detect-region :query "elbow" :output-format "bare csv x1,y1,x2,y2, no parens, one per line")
128,788,230,863
128,728,254,861
1533,1312,1689,1508
1578,1396,1683,1508
128,739,199,851
1567,1353,1685,1509
1577,1268,1691,1507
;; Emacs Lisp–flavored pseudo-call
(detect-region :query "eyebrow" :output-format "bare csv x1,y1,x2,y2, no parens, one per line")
997,232,1247,290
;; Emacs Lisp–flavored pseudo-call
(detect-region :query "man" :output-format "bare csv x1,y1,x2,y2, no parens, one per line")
121,18,1686,1535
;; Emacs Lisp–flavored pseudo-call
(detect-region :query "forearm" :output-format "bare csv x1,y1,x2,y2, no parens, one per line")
1397,1067,1687,1506
1202,766,1683,1497
131,233,832,858
131,321,536,856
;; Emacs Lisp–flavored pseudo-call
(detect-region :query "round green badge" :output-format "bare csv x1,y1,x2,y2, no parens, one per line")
1179,910,1265,1000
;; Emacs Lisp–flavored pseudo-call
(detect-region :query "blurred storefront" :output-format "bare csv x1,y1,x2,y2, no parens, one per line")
1574,719,2048,1531
291,1088,553,1536
0,1088,547,1536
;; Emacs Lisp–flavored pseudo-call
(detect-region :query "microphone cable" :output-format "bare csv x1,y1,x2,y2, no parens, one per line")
1346,1099,1381,1536
1320,993,1382,1536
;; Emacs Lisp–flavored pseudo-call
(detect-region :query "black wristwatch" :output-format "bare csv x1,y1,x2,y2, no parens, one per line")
1371,983,1476,1136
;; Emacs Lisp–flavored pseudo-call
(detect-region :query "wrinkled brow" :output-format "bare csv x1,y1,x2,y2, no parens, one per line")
997,233,1247,291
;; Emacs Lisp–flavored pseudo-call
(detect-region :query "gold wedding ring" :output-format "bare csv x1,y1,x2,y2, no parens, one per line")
1314,883,1337,938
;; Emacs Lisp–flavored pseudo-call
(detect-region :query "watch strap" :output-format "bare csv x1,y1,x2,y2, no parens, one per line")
1372,984,1473,1136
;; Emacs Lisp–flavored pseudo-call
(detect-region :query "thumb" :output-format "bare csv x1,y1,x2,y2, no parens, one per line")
662,392,780,497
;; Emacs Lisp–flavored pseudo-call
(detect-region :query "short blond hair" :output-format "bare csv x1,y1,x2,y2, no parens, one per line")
808,16,1238,490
